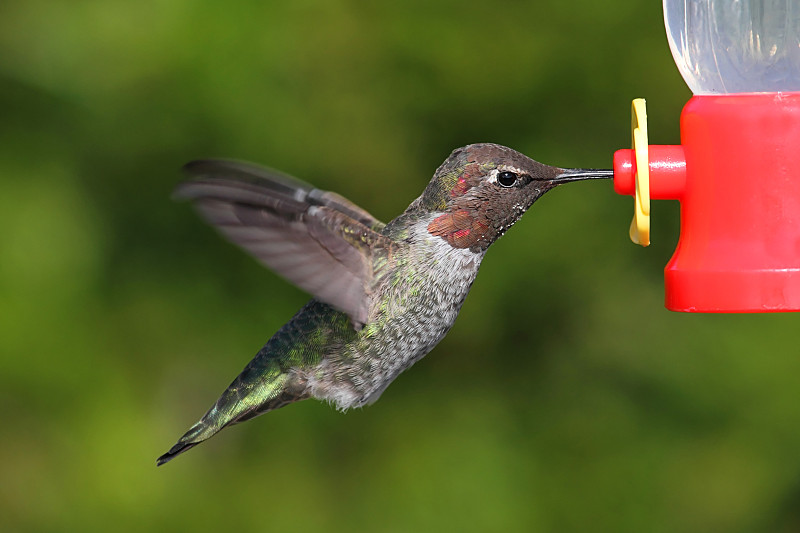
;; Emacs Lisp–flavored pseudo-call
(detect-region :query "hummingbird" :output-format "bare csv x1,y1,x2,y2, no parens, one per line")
157,143,611,465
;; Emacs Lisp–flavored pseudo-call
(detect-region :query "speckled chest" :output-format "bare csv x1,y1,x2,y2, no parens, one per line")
312,215,485,408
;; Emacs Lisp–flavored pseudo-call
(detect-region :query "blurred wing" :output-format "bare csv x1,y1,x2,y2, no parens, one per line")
176,159,394,326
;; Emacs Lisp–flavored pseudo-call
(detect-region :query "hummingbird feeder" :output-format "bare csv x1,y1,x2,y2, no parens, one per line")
613,0,800,312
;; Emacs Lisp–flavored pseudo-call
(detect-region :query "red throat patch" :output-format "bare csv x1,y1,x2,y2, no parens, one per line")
428,209,490,249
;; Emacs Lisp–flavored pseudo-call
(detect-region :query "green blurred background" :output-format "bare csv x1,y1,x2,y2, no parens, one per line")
3,0,800,531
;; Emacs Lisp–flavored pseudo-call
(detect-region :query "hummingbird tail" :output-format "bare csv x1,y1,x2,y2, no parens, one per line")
157,365,309,466
156,425,206,466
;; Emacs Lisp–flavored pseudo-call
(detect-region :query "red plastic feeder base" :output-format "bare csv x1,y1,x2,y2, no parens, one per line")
617,93,800,312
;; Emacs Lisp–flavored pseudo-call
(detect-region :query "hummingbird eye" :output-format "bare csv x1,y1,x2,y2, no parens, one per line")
497,171,518,187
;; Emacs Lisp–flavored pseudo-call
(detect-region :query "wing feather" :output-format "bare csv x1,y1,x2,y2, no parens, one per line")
175,160,395,326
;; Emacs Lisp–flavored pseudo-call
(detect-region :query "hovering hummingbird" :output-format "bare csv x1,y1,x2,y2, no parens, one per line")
157,143,611,465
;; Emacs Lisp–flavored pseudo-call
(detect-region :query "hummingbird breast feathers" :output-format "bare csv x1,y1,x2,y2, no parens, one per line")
300,214,485,408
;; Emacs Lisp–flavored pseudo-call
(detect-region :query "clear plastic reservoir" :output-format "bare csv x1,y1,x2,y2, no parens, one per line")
664,0,800,94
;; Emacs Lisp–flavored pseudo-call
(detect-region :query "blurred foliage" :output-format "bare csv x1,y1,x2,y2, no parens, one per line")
2,0,799,532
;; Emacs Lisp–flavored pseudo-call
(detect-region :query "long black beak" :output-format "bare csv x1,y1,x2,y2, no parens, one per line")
551,168,614,183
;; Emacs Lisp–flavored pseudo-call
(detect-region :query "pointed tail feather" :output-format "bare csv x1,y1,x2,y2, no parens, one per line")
156,366,309,466
156,405,233,466
156,428,204,466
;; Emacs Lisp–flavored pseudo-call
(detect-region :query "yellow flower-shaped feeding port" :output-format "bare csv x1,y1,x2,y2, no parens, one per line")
629,98,650,246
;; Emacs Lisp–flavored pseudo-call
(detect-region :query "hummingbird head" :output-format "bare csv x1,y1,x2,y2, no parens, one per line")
417,143,611,252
